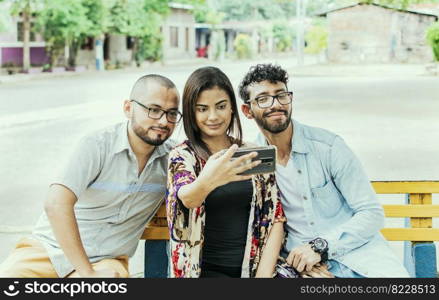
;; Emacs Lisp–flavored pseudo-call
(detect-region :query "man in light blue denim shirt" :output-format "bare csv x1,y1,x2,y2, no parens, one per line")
239,64,409,277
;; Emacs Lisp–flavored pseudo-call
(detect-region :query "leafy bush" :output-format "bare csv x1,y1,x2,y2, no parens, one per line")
135,33,163,65
272,21,295,52
305,25,328,54
234,33,253,59
2,61,16,68
426,21,439,62
2,61,18,75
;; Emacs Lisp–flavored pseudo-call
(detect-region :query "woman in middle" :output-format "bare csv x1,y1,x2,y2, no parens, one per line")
166,66,286,278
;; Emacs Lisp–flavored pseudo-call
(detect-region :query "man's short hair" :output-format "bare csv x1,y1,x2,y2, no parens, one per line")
238,64,289,102
130,74,176,99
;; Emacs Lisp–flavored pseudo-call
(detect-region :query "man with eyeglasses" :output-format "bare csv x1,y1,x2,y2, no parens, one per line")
0,74,181,278
239,64,409,278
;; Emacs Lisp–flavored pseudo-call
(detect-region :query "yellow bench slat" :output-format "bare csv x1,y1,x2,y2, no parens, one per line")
143,227,439,241
142,227,169,240
155,205,167,218
142,181,439,242
409,194,432,229
383,205,439,217
372,181,439,194
144,227,439,242
381,228,439,241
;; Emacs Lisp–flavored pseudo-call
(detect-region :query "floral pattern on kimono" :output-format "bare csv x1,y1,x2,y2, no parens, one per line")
166,140,285,278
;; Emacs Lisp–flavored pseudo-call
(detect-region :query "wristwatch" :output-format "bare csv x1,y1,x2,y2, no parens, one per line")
309,238,328,263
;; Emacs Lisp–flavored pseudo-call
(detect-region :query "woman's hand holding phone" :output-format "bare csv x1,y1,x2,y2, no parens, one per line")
197,144,261,191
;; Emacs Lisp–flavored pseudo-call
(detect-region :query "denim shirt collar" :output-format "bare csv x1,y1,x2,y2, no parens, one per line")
291,119,310,155
255,119,310,155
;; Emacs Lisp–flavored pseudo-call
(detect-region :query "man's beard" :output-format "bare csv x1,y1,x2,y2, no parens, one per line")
254,108,292,134
131,116,170,146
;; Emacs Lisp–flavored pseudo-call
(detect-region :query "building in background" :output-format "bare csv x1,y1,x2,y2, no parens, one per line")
0,1,197,70
319,3,438,63
0,1,48,69
162,2,196,62
409,2,439,16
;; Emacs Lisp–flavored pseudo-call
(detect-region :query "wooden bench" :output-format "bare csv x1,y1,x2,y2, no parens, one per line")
141,181,439,278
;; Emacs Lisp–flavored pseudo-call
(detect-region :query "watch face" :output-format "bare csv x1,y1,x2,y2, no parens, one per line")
314,238,327,251
314,240,323,249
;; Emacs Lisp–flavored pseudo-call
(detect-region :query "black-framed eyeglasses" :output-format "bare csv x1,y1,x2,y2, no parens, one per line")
130,99,182,123
248,91,293,108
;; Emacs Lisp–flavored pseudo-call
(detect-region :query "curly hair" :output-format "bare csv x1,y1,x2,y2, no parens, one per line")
238,64,289,102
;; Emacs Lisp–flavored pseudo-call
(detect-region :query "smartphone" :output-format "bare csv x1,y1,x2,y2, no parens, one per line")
231,145,276,175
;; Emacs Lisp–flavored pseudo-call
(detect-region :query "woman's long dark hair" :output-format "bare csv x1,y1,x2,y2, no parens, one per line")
182,66,243,161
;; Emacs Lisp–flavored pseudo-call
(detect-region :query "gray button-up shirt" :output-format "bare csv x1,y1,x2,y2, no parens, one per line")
33,122,176,277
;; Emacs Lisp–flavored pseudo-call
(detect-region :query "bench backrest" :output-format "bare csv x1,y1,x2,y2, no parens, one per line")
142,181,439,242
373,181,439,242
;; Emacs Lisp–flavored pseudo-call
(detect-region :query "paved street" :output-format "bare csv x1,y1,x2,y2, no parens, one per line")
0,58,438,276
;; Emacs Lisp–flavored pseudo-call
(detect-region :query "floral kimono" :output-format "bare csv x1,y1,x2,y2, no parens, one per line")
166,140,285,278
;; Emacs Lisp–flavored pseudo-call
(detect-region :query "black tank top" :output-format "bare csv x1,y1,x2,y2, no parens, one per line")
202,179,253,268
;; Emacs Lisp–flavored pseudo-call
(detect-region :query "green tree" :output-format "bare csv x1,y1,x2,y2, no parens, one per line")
108,0,169,65
215,0,289,21
426,21,439,62
234,33,253,59
36,0,91,68
305,24,328,54
8,0,41,72
272,21,295,52
81,0,109,37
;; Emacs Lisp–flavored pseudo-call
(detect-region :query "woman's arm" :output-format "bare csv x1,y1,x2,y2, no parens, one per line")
255,221,285,278
177,176,217,209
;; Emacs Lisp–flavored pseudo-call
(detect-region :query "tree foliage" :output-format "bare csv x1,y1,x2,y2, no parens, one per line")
305,24,328,54
234,33,253,59
272,21,295,52
30,0,172,67
106,0,169,65
36,0,91,67
215,0,290,21
426,21,439,62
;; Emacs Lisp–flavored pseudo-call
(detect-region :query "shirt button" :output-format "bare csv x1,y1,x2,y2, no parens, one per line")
297,169,302,174
303,196,308,200
310,222,314,226
331,252,336,256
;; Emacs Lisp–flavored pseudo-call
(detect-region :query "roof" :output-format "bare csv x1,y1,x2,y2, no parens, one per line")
169,2,194,10
316,2,439,19
195,18,311,31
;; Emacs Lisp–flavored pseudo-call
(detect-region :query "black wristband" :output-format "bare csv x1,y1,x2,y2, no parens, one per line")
320,250,328,263
309,238,328,263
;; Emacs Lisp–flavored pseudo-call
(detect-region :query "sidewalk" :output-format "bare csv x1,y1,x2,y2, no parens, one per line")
288,62,437,77
2,59,435,86
0,58,209,85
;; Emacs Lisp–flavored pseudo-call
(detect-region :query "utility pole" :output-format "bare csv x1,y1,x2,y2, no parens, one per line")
95,36,104,71
22,0,31,72
296,0,307,66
